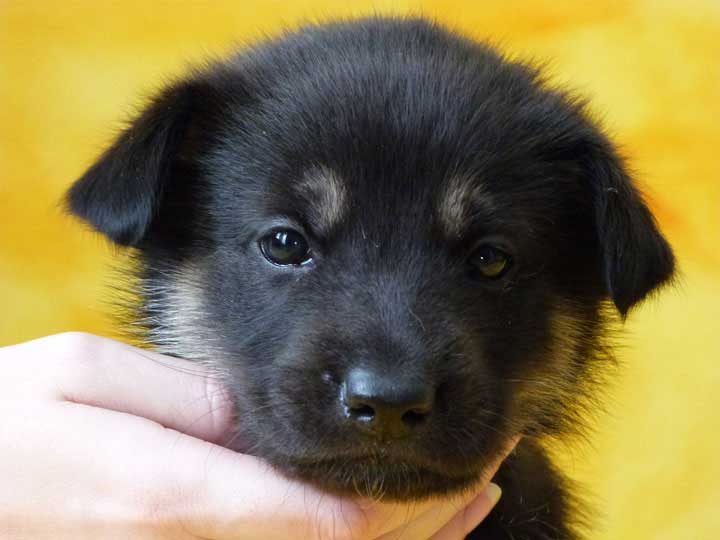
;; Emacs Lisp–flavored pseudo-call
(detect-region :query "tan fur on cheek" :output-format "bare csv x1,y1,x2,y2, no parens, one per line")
506,301,606,438
140,260,228,373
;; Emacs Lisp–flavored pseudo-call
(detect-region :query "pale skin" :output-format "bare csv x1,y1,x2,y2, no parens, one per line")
0,333,517,540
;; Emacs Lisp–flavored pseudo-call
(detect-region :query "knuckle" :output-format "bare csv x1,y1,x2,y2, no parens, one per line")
4,332,104,396
47,332,102,388
33,332,115,401
50,331,101,358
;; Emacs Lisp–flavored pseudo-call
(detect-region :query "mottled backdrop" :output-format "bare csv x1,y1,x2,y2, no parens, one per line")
1,1,718,538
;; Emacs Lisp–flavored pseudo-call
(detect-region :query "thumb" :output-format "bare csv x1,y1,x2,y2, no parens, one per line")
23,332,235,444
429,483,502,540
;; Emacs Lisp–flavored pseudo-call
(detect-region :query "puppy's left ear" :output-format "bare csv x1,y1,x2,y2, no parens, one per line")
66,79,205,247
586,141,675,317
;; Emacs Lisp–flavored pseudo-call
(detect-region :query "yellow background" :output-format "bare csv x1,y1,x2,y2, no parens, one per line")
1,1,718,538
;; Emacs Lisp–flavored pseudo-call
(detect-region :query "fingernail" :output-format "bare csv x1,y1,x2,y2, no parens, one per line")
462,483,504,534
486,483,502,506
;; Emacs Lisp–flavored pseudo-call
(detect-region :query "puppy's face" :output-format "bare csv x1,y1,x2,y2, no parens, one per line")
67,18,674,500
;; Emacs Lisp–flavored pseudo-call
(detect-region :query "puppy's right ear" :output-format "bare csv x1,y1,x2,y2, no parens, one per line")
66,80,201,246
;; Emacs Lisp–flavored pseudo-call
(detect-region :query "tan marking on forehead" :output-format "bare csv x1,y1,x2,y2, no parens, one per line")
296,166,348,235
437,175,491,237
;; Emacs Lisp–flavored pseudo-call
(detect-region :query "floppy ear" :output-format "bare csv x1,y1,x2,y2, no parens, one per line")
586,141,675,317
66,81,199,246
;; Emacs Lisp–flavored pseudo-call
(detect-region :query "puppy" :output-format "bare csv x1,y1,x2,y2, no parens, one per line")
66,17,674,539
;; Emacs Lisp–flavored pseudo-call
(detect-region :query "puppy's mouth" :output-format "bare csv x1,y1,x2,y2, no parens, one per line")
280,454,481,501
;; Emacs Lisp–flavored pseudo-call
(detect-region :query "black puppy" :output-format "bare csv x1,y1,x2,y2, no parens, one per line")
66,17,674,539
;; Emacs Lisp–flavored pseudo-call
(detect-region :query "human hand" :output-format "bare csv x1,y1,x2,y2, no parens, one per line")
0,333,514,539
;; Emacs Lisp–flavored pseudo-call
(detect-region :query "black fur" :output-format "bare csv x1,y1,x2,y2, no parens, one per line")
67,17,674,539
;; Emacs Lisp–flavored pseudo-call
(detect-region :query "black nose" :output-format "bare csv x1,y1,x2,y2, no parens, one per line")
341,368,435,439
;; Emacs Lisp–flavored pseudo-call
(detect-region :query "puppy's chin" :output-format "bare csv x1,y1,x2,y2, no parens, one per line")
277,456,482,501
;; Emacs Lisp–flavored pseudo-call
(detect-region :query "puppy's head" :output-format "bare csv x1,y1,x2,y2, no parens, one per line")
67,18,674,500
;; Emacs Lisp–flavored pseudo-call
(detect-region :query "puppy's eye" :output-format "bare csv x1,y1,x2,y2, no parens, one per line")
469,245,511,279
259,229,312,266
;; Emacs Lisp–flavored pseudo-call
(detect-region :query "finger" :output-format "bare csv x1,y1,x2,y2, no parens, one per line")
372,491,482,540
164,430,516,540
429,483,501,540
373,437,518,540
15,401,440,540
187,446,479,540
24,332,234,444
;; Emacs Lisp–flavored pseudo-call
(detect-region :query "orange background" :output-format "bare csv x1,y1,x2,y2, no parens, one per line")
1,1,719,538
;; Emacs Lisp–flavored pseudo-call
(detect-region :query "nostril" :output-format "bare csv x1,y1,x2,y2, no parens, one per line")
401,407,431,427
347,403,375,421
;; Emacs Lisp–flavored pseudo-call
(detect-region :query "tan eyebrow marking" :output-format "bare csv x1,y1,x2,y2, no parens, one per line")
436,174,492,237
295,166,348,235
